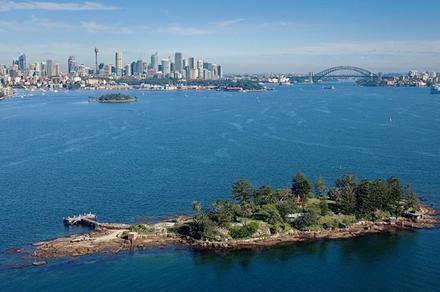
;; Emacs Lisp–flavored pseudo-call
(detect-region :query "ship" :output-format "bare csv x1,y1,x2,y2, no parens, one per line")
431,85,440,94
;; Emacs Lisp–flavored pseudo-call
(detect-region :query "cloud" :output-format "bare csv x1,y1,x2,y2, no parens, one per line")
0,1,119,12
162,24,211,36
0,16,74,32
214,18,245,28
80,21,133,34
160,18,245,36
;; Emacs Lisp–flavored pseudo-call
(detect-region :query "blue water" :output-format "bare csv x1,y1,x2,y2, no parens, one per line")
0,84,439,291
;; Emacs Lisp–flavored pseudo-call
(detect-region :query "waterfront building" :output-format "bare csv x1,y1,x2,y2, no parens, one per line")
174,52,182,73
115,52,123,76
151,52,159,71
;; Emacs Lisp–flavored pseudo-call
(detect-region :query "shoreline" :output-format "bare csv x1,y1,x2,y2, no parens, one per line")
30,204,439,260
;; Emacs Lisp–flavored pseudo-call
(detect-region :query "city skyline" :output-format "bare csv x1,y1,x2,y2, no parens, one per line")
0,0,440,73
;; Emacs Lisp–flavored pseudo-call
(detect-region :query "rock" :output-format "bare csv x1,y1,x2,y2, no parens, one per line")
32,261,47,266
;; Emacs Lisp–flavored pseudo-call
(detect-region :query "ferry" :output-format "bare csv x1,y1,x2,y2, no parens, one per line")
431,85,440,94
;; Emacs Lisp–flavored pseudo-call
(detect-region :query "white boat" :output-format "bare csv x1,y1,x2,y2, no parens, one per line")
431,85,440,94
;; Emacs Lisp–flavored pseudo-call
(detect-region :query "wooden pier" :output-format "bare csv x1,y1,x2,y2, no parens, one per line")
63,213,130,230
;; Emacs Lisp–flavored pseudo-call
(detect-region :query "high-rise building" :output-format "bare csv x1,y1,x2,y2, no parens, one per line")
161,58,171,75
124,64,131,76
136,59,143,75
217,65,223,79
94,48,99,74
197,60,203,78
46,59,54,77
115,52,123,76
54,63,60,76
187,57,195,70
68,56,76,74
18,54,26,71
174,52,182,73
151,52,159,71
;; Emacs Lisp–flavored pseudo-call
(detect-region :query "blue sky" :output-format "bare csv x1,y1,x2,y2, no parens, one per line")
1,0,439,73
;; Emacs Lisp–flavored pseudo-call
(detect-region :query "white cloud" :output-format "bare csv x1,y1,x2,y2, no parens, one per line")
214,18,245,28
0,1,119,12
80,21,133,34
162,24,211,36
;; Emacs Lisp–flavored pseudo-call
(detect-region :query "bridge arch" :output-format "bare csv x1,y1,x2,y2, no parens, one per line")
313,66,377,82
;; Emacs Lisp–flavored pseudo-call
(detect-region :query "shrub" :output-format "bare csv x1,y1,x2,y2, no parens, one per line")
229,222,260,239
253,204,283,225
129,224,152,234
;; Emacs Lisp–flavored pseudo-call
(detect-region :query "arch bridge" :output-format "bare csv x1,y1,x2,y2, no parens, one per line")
312,66,377,82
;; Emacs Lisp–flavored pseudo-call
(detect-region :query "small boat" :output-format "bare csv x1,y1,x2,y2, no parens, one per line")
323,85,335,90
431,85,440,94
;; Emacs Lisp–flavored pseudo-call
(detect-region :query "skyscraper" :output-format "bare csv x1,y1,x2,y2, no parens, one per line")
94,48,99,74
18,54,26,71
54,63,60,76
197,59,203,78
115,52,123,76
136,59,143,75
217,65,223,79
187,57,195,70
46,59,54,77
67,56,76,74
174,52,182,73
151,52,159,71
161,58,171,75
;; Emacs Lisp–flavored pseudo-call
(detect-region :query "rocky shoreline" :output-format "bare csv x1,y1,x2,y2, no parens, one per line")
29,204,439,260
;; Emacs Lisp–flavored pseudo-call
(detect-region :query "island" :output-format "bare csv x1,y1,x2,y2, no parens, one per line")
31,172,439,260
88,93,137,103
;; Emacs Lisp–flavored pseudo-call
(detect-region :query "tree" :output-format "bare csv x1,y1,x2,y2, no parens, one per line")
291,172,312,200
386,176,402,213
404,186,420,211
319,196,329,216
336,174,358,215
273,188,292,201
210,200,234,226
254,185,274,205
232,179,254,204
192,201,202,213
315,176,327,197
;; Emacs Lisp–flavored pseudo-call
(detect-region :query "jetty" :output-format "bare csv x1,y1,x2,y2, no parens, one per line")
63,213,130,230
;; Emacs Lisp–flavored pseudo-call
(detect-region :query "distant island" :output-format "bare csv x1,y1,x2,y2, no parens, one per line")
30,172,439,261
88,93,137,103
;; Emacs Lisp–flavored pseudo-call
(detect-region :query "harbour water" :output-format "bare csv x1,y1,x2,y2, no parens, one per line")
1,84,439,291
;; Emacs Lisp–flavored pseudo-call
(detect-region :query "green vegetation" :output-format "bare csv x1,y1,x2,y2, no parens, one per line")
89,93,137,103
229,222,260,239
177,172,421,241
129,224,152,234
